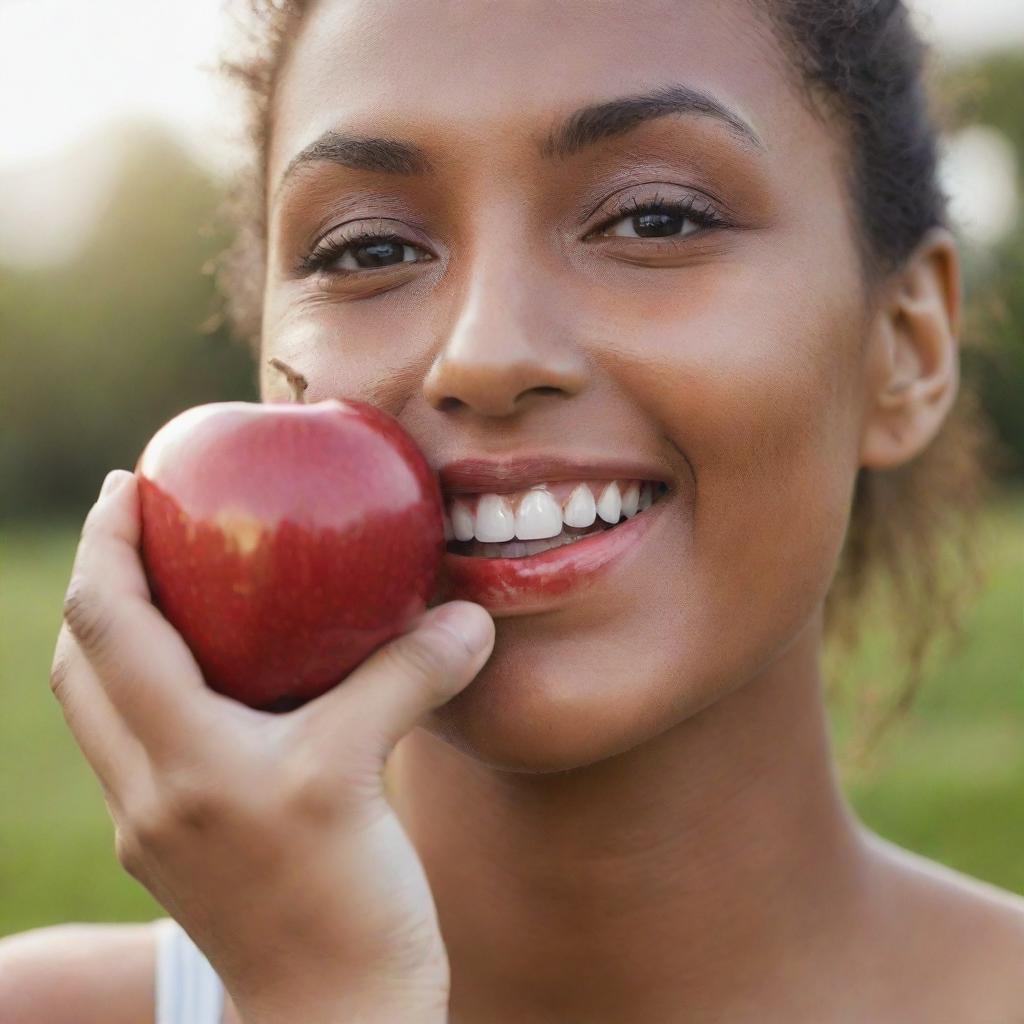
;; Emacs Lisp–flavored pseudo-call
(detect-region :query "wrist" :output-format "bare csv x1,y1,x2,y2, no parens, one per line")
241,1011,446,1024
234,983,449,1024
240,1005,447,1024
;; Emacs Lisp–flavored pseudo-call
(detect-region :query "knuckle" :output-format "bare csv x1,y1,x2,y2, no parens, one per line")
114,828,144,879
161,772,224,834
80,496,112,540
61,576,110,655
122,771,223,852
126,796,171,852
48,648,73,703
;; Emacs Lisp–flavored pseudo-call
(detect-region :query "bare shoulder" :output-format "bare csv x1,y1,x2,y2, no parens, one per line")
0,920,160,1024
0,919,246,1024
863,831,1024,1022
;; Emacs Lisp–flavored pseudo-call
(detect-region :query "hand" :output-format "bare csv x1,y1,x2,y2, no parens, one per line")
50,469,494,1023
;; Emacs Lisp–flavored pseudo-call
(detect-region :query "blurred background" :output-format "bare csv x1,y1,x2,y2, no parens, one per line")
1,0,1021,936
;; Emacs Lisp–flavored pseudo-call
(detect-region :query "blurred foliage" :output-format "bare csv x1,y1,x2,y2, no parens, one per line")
1,54,1023,523
0,124,258,523
946,51,1024,158
0,34,1021,943
944,51,1024,475
2,492,1020,935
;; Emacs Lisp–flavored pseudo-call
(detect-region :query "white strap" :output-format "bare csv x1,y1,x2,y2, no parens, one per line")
154,918,226,1024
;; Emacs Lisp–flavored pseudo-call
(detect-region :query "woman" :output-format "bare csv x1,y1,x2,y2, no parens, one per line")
2,1,1023,1021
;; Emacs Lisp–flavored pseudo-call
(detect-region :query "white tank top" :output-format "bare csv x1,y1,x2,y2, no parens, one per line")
154,917,226,1024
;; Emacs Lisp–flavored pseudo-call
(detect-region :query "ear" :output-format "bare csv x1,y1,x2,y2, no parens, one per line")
858,228,962,470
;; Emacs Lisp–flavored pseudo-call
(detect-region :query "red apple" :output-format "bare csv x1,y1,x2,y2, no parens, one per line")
135,398,444,711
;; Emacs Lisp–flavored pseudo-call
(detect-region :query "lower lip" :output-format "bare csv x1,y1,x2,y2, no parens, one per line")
437,497,666,614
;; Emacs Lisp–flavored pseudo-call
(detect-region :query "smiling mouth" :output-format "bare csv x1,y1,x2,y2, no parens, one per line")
444,478,669,559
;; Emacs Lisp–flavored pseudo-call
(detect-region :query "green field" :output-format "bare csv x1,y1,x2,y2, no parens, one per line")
1,496,1021,938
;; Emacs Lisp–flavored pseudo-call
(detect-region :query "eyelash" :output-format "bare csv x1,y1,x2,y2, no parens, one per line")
591,192,726,238
297,226,419,276
297,194,727,276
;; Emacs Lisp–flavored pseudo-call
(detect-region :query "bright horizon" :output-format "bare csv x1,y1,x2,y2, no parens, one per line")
0,0,1020,265
2,0,1023,172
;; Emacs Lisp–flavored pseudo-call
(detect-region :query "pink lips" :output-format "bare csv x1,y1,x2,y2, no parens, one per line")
437,456,671,496
436,495,664,614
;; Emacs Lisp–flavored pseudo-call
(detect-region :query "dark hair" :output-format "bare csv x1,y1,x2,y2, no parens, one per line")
759,0,946,273
218,0,993,760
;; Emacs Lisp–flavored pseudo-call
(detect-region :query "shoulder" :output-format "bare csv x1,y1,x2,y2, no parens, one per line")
0,920,160,1024
863,831,1024,1022
0,920,244,1024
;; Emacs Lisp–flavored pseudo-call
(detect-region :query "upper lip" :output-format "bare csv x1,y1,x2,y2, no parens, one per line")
435,456,672,496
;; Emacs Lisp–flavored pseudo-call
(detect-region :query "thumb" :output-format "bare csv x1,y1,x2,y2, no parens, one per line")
293,601,494,762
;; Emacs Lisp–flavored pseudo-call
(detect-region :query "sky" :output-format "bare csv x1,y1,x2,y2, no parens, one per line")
0,0,232,173
0,0,1021,264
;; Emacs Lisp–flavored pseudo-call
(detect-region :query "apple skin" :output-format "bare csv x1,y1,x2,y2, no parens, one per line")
135,400,445,711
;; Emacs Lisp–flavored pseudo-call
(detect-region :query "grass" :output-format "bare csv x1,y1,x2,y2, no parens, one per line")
1,493,1021,937
831,492,1024,890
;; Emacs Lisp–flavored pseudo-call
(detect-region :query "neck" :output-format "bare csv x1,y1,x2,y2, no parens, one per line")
388,614,872,1023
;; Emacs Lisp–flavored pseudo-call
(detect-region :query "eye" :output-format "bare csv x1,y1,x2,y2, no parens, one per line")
299,224,433,276
591,194,724,241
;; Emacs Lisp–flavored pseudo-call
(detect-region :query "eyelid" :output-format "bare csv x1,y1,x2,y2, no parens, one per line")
294,184,730,277
579,179,730,226
584,191,728,241
297,217,435,276
309,215,431,253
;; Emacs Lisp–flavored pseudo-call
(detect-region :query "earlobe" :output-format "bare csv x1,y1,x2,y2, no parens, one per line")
858,228,961,470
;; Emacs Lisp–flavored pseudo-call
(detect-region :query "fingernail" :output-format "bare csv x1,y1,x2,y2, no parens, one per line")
100,470,129,498
433,602,494,655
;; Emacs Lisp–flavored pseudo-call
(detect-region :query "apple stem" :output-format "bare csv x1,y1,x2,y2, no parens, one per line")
268,358,309,404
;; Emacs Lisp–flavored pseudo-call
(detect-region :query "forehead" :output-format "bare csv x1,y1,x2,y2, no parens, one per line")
269,0,814,183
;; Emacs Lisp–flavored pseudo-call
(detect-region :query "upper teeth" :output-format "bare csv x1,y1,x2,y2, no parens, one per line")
516,488,563,540
446,479,659,543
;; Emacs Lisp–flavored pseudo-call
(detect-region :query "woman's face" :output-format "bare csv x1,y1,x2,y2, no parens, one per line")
262,0,871,771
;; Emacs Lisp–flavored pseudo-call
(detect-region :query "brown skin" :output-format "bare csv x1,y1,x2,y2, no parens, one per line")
4,2,1022,1023
247,1,1024,1021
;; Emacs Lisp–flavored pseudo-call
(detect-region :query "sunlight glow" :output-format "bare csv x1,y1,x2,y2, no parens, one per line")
0,0,1021,268
0,0,234,170
941,126,1020,247
2,0,1022,175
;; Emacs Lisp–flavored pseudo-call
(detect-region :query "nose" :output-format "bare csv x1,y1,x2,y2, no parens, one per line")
422,258,589,418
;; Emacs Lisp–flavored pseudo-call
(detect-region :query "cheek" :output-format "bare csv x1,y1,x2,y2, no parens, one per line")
260,296,437,413
426,275,868,773
597,259,867,652
264,250,869,773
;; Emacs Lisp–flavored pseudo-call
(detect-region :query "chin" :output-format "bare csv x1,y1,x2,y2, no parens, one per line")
419,568,837,776
419,606,730,774
417,468,850,775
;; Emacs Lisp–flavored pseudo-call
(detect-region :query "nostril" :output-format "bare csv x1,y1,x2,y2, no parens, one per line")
508,385,569,408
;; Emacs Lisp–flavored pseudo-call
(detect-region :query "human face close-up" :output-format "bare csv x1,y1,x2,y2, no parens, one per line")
261,0,880,775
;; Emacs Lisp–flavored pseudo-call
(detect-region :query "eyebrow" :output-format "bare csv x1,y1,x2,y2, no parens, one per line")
540,84,763,159
274,84,762,197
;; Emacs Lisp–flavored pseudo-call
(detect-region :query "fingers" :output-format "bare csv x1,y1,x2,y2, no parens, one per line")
290,601,494,767
49,624,150,809
63,469,494,784
61,470,215,762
